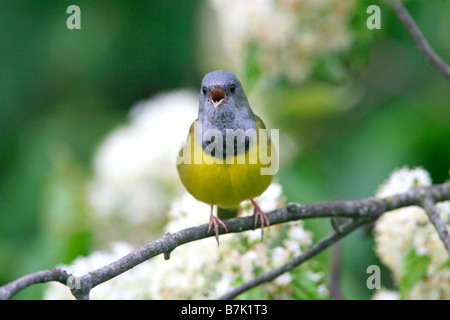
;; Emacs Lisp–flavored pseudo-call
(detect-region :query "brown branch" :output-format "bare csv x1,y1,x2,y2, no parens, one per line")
329,242,344,300
393,0,450,81
0,182,449,300
218,182,450,300
422,196,450,255
218,218,366,300
0,269,71,300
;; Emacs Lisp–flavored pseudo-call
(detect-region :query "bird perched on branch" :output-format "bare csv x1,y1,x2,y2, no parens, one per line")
177,70,277,244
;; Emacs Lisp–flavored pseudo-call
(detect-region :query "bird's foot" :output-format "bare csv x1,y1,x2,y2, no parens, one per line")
250,199,270,241
208,205,228,245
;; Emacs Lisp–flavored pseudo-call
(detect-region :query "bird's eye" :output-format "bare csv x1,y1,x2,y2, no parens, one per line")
202,86,207,95
229,84,236,94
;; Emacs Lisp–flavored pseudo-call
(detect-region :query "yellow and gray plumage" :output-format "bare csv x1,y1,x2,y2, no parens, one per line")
177,70,276,244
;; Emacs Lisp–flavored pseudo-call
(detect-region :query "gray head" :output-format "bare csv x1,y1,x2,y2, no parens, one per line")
198,70,255,129
197,70,257,157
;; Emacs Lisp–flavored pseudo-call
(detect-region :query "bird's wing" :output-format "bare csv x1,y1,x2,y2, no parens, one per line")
187,118,198,136
253,114,267,130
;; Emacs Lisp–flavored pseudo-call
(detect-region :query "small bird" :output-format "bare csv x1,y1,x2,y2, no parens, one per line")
177,70,277,244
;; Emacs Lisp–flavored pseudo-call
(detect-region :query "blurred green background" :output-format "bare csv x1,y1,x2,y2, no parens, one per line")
0,0,449,299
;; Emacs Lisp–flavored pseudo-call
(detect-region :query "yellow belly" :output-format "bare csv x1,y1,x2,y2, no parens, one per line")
177,134,275,208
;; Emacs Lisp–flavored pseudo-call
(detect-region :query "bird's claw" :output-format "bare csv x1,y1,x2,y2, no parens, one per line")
208,210,228,245
251,199,270,240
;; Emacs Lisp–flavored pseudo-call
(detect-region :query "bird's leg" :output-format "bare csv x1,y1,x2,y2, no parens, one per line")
208,204,228,245
250,199,270,240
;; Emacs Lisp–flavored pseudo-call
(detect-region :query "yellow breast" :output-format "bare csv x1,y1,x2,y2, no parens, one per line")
177,125,276,208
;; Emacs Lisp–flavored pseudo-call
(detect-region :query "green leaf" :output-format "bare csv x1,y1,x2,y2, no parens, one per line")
291,267,324,300
265,81,363,121
243,42,263,91
437,258,450,271
399,247,430,299
238,285,264,300
312,54,349,84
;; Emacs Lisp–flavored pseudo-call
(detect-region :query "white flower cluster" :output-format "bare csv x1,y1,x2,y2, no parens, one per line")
88,90,198,244
209,0,355,83
44,183,327,299
43,242,155,300
371,289,400,300
158,183,323,299
373,167,450,299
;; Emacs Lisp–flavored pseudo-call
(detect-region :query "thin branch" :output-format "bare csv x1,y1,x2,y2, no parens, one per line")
0,269,70,300
219,182,450,300
422,196,450,255
393,0,450,81
329,242,344,300
0,182,449,300
217,219,366,300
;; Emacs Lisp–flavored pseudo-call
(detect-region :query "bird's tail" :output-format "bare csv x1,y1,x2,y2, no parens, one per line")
217,206,240,220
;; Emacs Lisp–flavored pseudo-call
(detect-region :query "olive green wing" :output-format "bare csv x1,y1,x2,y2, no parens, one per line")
253,114,267,130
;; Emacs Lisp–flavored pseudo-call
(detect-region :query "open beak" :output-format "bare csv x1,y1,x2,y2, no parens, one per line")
210,87,227,108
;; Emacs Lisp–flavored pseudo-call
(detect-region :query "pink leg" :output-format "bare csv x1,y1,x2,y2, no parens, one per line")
250,199,270,240
208,204,228,245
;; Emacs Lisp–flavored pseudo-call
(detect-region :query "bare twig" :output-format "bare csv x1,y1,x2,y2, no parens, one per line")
422,196,450,255
0,269,70,300
0,182,449,300
329,242,344,300
393,0,450,81
219,182,450,300
217,218,366,300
